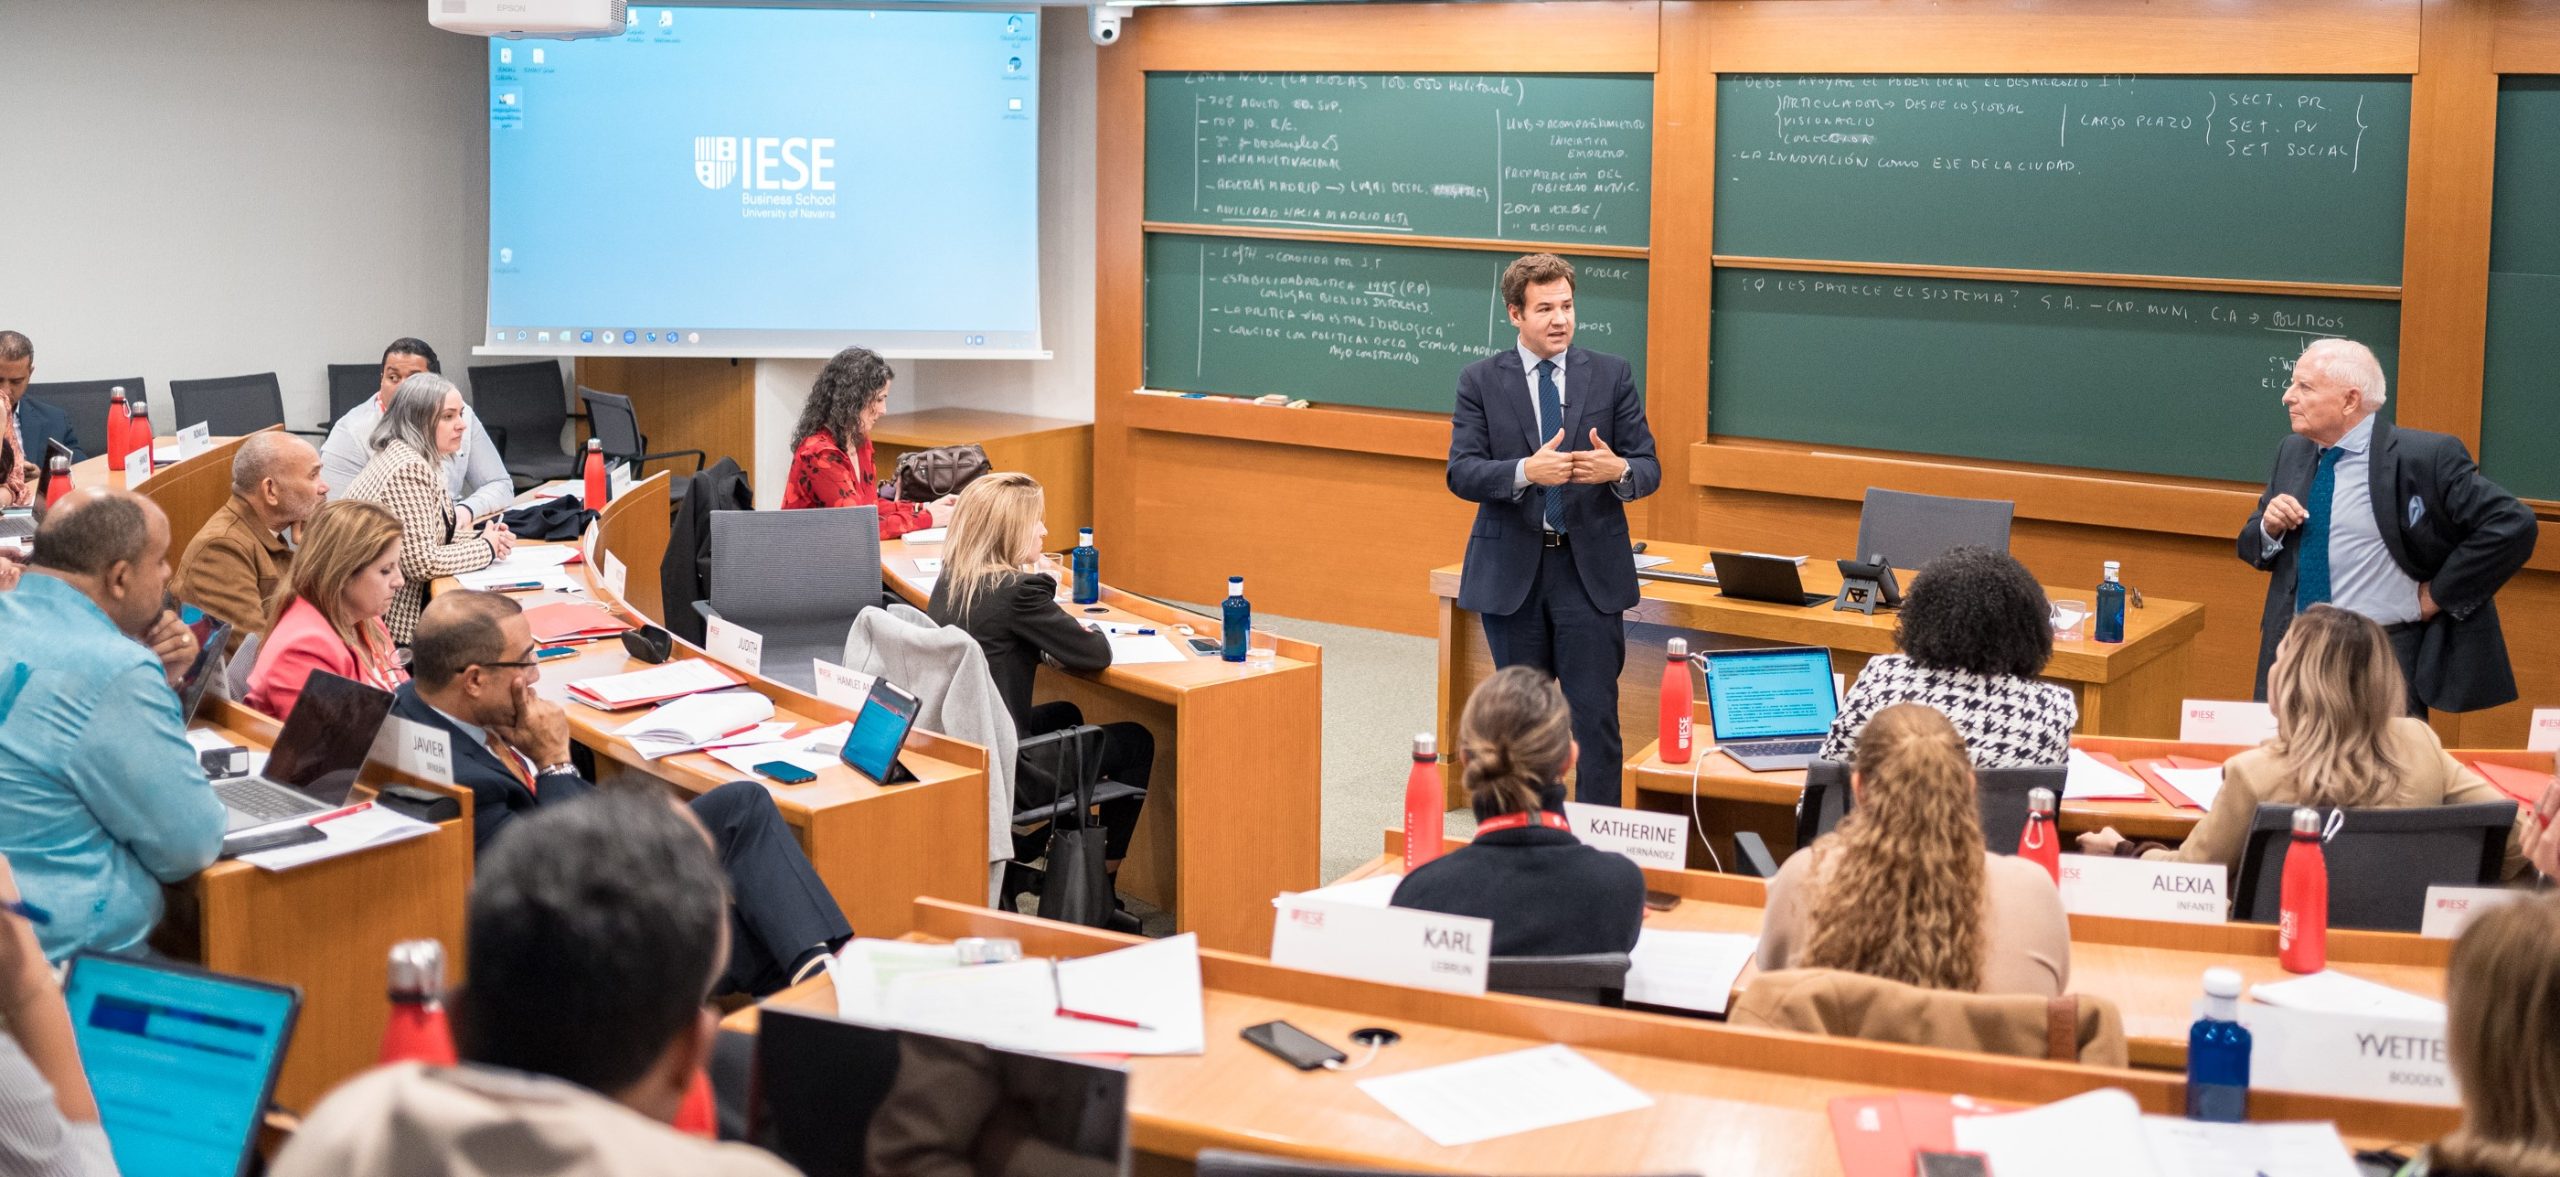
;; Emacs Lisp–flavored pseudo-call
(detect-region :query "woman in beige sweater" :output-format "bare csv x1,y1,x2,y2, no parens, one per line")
1758,703,2072,998
2079,605,2526,880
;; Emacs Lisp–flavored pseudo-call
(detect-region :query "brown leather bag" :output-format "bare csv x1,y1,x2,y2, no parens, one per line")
891,443,992,501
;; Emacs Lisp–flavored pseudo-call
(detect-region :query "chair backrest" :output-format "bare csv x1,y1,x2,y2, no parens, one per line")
706,506,881,624
25,377,139,457
579,386,645,458
1486,953,1632,1007
167,373,287,436
2231,801,2517,932
466,360,571,463
1853,487,2015,572
324,364,379,422
1196,1149,1699,1177
1798,759,1852,846
1974,764,2066,854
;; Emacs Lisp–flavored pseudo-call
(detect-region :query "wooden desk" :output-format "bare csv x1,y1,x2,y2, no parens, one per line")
1359,829,2449,1073
172,699,475,1113
67,430,262,556
880,536,1322,955
441,472,996,939
731,899,2448,1173
868,410,1092,543
1433,539,2208,806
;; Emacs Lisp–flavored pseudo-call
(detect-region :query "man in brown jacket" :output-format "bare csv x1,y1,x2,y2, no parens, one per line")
171,432,325,637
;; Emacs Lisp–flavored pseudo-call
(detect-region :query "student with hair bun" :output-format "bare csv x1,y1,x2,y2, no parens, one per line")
1758,703,2071,997
2412,893,2560,1177
1388,666,1644,957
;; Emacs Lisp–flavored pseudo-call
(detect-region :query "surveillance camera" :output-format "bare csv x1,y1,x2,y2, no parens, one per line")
1088,3,1130,46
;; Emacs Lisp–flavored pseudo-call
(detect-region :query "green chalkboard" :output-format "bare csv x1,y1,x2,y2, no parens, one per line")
2481,77,2560,502
1145,72,1654,246
1144,233,1648,413
1707,269,2401,483
1715,75,2410,285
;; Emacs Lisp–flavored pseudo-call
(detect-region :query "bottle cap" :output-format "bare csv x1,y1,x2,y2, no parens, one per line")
1666,637,1687,658
110,386,126,398
1412,733,1435,759
387,939,446,1000
2026,786,2056,814
2103,560,2121,575
2202,966,2243,999
953,936,1022,965
1229,576,1244,590
2291,807,2324,835
587,438,601,450
1080,527,1093,540
48,455,67,471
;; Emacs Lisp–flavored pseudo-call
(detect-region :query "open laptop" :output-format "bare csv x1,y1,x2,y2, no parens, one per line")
753,1007,1131,1177
1708,550,1829,606
63,951,300,1177
214,669,395,832
1703,645,1841,771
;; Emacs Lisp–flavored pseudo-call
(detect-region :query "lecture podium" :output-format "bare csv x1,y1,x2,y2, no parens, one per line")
1433,539,2206,806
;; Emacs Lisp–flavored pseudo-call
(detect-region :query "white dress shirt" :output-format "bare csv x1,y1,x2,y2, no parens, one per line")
1506,341,1636,508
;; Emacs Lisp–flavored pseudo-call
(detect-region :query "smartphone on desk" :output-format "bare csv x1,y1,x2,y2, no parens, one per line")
1242,1020,1345,1071
536,645,579,662
755,761,818,785
1187,637,1221,656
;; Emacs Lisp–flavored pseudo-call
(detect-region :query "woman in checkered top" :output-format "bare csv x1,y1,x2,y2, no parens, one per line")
1818,546,2076,769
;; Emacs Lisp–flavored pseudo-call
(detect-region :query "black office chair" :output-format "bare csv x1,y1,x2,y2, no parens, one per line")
2230,801,2518,933
167,373,287,436
1797,758,1854,846
1852,487,2015,572
579,386,705,483
1487,953,1632,1007
1006,723,1147,927
324,363,379,426
1797,758,2064,854
468,360,581,487
23,377,138,461
1196,1149,1699,1177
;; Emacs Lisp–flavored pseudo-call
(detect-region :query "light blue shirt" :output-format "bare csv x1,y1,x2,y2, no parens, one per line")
1507,341,1636,508
0,574,224,960
2264,414,2422,625
320,397,517,519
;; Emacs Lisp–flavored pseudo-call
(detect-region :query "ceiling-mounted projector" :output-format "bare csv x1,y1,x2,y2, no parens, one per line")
430,0,628,39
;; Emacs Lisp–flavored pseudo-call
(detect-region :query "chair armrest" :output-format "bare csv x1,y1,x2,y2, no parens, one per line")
1733,831,1780,879
632,449,708,477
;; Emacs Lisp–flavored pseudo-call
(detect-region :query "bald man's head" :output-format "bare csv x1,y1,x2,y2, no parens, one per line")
32,489,173,634
230,432,327,529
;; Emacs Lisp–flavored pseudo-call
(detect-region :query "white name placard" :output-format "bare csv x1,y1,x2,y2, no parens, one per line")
176,421,212,460
2179,699,2277,746
2235,1003,2456,1107
2420,885,2526,940
704,617,764,675
1563,802,1690,870
2056,854,2228,925
368,715,453,786
581,521,600,568
600,551,627,599
609,461,632,500
123,447,150,485
2529,708,2560,753
811,658,877,710
1270,896,1490,995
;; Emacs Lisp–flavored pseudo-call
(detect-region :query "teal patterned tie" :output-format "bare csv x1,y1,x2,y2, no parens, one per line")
2294,446,2344,612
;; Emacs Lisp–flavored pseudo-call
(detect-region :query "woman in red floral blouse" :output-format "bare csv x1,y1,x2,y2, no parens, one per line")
781,346,956,537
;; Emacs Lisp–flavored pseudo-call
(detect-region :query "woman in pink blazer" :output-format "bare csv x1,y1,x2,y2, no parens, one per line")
247,500,410,720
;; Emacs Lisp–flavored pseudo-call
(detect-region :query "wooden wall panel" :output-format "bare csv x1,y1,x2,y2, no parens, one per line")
2399,0,2502,444
1707,0,2419,73
573,356,757,489
2495,0,2560,70
1125,1,1659,73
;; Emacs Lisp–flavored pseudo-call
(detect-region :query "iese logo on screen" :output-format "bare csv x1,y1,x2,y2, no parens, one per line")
692,136,837,192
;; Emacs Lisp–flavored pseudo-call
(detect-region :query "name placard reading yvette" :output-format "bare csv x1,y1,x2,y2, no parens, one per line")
1563,802,1690,870
2236,1004,2456,1107
1271,895,1491,995
2057,854,2228,924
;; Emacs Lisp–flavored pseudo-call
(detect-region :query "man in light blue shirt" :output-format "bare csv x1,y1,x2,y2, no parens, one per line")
320,339,516,520
0,489,225,959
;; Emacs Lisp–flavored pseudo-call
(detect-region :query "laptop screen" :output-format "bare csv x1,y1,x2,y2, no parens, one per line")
63,953,299,1177
754,1008,1129,1177
260,670,395,804
1704,647,1839,741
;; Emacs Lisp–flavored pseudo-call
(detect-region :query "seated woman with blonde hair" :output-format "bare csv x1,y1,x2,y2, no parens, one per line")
1390,666,1645,957
2078,604,2526,878
2412,893,2560,1177
246,499,409,720
1759,702,2071,997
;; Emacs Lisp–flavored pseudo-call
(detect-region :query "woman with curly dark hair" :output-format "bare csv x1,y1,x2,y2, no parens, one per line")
781,346,955,538
1816,545,2076,767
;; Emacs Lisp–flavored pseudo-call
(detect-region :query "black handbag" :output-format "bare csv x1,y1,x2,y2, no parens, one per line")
1028,729,1114,927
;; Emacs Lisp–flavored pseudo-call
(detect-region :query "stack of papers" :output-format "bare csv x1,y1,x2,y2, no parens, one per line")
2064,748,2153,801
239,806,437,872
1276,873,1404,909
904,527,948,545
565,659,746,710
2150,764,2227,812
1357,1044,1653,1147
612,690,778,758
847,934,1206,1057
2250,970,2447,1021
1625,929,1758,1015
706,721,851,779
1107,634,1188,665
523,601,632,643
1948,1088,2357,1177
457,566,583,594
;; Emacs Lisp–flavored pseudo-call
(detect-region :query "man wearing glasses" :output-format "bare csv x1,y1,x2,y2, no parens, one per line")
391,591,850,996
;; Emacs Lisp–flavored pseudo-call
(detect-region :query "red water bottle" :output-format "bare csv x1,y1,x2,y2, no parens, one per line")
1403,734,1445,871
43,455,70,509
581,437,609,507
378,940,457,1066
1659,637,1695,764
126,401,152,471
675,1068,716,1136
2278,807,2329,974
104,386,131,470
2018,786,2060,884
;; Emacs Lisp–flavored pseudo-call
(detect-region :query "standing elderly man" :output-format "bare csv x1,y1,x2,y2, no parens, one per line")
173,431,328,638
2240,338,2536,714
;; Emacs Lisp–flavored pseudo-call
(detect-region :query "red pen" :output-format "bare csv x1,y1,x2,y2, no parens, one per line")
1048,960,1154,1031
310,801,374,827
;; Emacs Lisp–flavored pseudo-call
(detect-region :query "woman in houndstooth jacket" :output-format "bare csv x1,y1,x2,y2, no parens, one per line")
344,372,513,645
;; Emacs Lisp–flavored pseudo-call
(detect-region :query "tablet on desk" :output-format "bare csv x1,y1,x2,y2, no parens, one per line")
840,678,922,785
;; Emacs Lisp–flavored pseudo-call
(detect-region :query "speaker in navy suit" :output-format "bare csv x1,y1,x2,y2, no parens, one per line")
0,330,82,466
1446,255,1660,806
2239,338,2535,714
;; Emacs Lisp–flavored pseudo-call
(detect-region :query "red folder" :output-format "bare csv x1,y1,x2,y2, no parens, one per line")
523,600,634,643
2467,760,2554,808
2131,755,2225,810
2073,749,2154,802
1828,1093,1982,1177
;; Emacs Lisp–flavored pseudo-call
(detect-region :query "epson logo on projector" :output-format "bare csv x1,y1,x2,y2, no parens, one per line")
692,136,837,192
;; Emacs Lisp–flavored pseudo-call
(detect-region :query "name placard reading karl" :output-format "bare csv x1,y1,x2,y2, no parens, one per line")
1270,895,1490,995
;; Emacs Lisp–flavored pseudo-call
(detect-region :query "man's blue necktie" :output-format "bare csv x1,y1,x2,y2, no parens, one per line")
1536,358,1566,534
2294,446,2344,612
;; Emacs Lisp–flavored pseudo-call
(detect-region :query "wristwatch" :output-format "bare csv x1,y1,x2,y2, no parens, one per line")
536,762,578,778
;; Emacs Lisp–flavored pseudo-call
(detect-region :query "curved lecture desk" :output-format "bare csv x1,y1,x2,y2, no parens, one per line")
726,899,2450,1174
878,534,1323,955
456,472,994,939
67,429,262,552
1433,539,2207,806
1349,828,2456,1074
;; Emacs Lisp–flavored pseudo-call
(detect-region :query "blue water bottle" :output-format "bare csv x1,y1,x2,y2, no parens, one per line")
1071,528,1099,605
2094,560,2127,644
2185,967,2251,1122
1221,576,1251,662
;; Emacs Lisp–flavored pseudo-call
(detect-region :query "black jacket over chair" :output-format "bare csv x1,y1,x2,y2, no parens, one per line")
661,457,753,646
1390,793,1645,958
2238,417,2536,712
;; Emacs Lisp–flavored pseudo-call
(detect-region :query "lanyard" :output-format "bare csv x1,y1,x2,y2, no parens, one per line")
1475,810,1573,835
